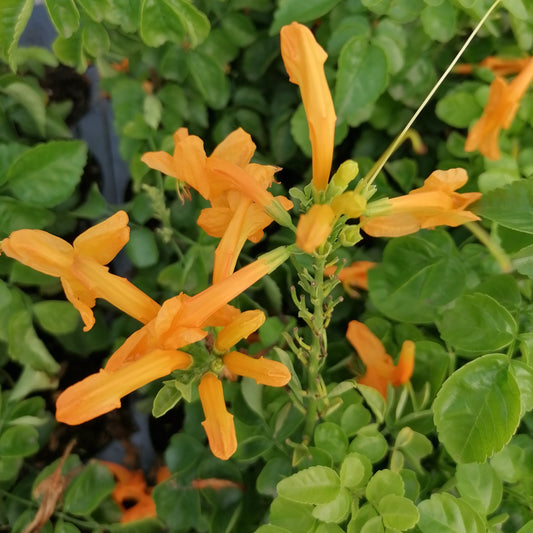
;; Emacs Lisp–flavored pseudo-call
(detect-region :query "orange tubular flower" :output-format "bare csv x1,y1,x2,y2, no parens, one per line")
280,22,336,191
0,212,160,331
199,372,237,460
223,352,291,387
346,321,415,399
361,168,481,237
455,56,530,76
56,246,291,428
465,57,533,160
296,204,336,254
100,462,156,523
142,128,292,282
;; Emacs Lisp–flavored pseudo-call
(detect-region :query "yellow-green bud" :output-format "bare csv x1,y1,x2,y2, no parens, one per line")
340,226,362,247
330,160,359,192
331,192,367,219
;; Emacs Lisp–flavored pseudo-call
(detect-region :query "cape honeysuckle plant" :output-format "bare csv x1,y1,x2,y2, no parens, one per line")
3,0,533,532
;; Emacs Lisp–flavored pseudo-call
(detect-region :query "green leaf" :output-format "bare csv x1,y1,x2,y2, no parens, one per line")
335,37,388,125
277,466,341,504
126,226,159,268
33,301,80,335
510,360,533,415
269,497,317,532
420,2,457,42
438,293,517,355
143,93,162,129
417,493,485,533
270,0,343,35
152,483,202,531
63,462,115,515
0,0,33,71
152,381,182,417
436,91,481,128
7,140,87,208
368,231,466,323
257,457,292,497
434,354,521,463
52,33,86,72
45,0,79,38
349,427,389,464
76,0,110,21
2,81,46,137
474,181,533,234
502,0,528,19
339,452,372,490
312,487,351,524
186,50,230,109
365,470,404,507
378,494,419,530
221,12,256,47
0,196,54,236
82,20,110,56
314,422,348,464
164,433,204,475
140,0,209,48
456,462,503,515
8,310,60,373
0,425,39,457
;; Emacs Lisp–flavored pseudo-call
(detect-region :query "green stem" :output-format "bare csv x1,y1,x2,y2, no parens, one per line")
465,221,512,273
360,0,502,190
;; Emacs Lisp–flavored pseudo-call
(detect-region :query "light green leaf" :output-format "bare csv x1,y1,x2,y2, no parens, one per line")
144,93,162,129
52,32,85,72
456,462,503,515
312,487,351,523
76,0,110,21
434,354,521,463
7,140,87,208
0,0,33,71
438,293,517,354
152,381,182,418
365,470,404,507
378,494,419,530
82,20,110,56
277,466,340,504
339,452,372,490
335,37,388,125
45,0,79,37
502,0,528,19
417,493,485,533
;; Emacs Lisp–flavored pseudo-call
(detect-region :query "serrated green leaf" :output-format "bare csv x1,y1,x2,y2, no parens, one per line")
366,470,404,507
379,494,419,530
474,181,533,234
417,493,485,533
64,462,115,515
335,37,388,125
312,487,351,523
277,466,340,504
7,140,87,208
438,293,517,354
82,20,110,56
339,452,372,490
76,0,110,21
270,497,317,532
0,0,33,71
45,0,79,38
368,231,466,323
456,462,503,515
434,354,521,463
314,422,348,464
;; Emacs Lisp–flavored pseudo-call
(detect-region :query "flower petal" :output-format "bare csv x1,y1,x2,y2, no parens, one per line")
211,128,256,168
223,351,291,386
215,310,265,353
198,373,237,460
296,204,335,254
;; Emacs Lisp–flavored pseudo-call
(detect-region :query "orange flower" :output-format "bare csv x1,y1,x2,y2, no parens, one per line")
142,129,292,282
465,57,533,160
0,211,160,331
346,320,414,399
324,261,377,296
198,372,237,460
55,246,290,430
361,168,481,237
223,352,291,387
280,22,336,191
296,204,336,254
100,462,156,523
